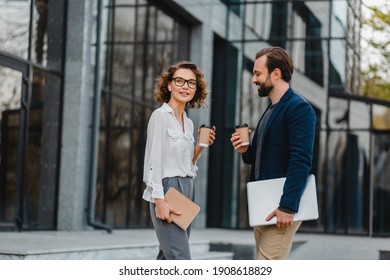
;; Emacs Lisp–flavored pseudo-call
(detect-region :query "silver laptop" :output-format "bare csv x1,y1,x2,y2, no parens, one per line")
247,174,319,226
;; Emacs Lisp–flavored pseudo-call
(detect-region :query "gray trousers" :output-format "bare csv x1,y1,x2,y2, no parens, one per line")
149,176,194,260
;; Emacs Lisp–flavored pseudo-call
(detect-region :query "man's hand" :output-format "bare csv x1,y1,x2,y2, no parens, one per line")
266,208,294,228
230,130,251,154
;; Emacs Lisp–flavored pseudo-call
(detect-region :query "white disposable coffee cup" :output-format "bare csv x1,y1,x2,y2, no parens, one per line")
235,123,250,146
199,124,212,148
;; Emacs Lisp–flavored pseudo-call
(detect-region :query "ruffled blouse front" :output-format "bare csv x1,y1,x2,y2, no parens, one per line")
142,103,198,202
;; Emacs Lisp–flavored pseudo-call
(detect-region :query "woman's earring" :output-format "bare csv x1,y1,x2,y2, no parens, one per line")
168,87,171,92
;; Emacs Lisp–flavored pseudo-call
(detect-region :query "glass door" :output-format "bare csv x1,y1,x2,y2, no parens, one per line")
0,58,28,231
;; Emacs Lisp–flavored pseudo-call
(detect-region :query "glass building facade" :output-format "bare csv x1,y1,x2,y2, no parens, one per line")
95,1,192,228
0,0,66,230
1,0,389,236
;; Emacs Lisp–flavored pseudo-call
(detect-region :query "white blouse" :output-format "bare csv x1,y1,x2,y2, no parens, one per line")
142,103,199,203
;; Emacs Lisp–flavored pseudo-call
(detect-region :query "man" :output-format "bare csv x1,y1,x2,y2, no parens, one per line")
230,47,316,260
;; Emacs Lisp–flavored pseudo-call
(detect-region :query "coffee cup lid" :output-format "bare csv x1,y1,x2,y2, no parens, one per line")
200,124,213,129
235,123,248,129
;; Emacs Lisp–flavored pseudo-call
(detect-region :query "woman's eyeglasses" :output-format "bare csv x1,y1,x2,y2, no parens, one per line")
171,77,197,89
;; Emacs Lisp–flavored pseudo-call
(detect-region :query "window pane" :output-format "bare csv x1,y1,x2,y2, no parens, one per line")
373,105,390,130
0,0,30,59
24,68,61,229
328,97,349,129
373,133,390,236
31,0,48,66
329,39,346,88
331,0,347,37
321,129,370,235
0,66,22,224
350,101,371,130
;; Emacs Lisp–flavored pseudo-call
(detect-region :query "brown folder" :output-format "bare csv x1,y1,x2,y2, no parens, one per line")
164,187,200,231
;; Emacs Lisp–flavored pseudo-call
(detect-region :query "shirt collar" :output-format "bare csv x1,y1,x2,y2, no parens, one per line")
162,102,187,118
162,102,173,112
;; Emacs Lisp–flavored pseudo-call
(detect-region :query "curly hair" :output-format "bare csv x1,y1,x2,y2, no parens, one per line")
155,61,208,108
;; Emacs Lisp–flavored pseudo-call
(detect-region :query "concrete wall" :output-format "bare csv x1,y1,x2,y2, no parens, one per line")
58,0,95,230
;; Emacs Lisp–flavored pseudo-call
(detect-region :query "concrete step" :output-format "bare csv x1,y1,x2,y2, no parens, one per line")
380,250,390,260
0,239,234,260
0,223,15,231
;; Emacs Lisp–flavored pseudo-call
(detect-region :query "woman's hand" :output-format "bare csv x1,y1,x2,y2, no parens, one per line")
195,126,216,148
193,126,216,164
208,126,216,146
154,198,181,223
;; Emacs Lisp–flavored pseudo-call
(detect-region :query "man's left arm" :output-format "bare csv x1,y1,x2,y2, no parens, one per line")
280,101,316,213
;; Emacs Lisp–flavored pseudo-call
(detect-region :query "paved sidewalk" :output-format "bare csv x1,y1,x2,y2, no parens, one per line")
191,229,390,260
289,233,390,260
0,228,389,260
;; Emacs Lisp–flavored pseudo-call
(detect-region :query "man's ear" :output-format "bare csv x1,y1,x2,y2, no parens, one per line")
273,68,282,80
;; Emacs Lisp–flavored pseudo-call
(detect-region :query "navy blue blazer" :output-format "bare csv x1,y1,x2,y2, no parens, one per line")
242,88,316,212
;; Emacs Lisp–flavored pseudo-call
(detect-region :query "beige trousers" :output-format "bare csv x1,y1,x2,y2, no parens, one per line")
253,221,302,260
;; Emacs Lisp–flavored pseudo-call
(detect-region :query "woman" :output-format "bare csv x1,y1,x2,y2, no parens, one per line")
143,61,215,260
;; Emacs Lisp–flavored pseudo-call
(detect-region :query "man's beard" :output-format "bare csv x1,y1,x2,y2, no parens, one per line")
257,75,273,97
257,83,273,97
